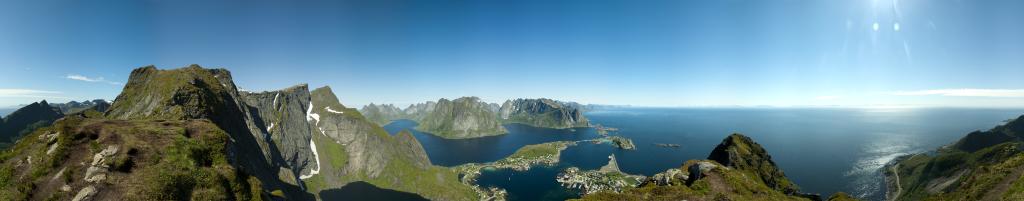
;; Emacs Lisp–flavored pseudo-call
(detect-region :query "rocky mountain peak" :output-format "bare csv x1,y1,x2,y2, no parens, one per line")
0,100,63,144
104,65,312,198
707,133,800,194
498,98,589,128
106,65,241,121
414,96,506,139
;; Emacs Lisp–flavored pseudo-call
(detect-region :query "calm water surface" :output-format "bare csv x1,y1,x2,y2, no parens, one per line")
384,108,1024,201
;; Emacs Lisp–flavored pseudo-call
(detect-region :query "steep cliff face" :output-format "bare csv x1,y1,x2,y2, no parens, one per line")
887,115,1024,200
498,98,589,129
359,103,406,126
414,97,507,139
708,133,800,194
239,84,318,181
576,133,831,201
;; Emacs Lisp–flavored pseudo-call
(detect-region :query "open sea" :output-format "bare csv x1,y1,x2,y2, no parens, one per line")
381,107,1024,201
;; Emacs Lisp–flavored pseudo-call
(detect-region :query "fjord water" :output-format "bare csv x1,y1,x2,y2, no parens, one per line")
384,108,1024,201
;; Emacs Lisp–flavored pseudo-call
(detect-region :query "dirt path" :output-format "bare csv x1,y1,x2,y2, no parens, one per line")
888,164,903,201
980,164,1024,201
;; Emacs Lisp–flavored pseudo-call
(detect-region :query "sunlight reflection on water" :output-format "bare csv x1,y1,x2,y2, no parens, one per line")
845,132,926,198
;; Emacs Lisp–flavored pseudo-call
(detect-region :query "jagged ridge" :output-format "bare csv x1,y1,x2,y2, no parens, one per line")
499,98,589,129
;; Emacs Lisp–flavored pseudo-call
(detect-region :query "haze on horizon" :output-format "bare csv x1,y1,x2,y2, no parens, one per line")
1,0,1022,108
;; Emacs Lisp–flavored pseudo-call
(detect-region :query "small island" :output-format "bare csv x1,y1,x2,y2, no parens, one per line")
654,143,681,148
584,136,637,150
594,124,619,136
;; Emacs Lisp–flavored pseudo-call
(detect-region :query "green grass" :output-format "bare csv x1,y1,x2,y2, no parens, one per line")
0,115,265,201
303,133,477,201
893,142,1024,201
503,142,565,160
363,157,478,201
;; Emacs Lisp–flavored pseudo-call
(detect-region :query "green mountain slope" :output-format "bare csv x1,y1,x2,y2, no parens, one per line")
0,111,265,200
886,115,1024,201
301,86,478,200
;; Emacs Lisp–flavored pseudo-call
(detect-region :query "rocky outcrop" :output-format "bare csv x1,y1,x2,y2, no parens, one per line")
708,133,800,194
0,100,63,144
498,98,589,129
71,186,97,201
414,97,507,139
84,145,119,183
646,168,687,186
359,103,406,126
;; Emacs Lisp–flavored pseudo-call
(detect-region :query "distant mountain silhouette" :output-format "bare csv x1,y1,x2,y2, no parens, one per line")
0,100,62,145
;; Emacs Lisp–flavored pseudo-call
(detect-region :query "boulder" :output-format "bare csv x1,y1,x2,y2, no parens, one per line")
71,186,97,201
687,161,718,182
649,168,687,186
84,145,118,183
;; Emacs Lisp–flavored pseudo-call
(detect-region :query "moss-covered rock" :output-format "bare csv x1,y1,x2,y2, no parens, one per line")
708,133,800,194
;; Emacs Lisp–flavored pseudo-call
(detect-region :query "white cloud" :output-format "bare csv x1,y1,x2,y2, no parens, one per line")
0,89,64,98
890,89,1024,98
66,74,122,85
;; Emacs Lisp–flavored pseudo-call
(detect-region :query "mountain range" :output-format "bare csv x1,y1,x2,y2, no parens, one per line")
360,97,590,139
0,99,111,149
0,65,479,200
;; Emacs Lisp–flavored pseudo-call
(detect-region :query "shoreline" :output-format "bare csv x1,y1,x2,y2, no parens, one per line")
883,154,914,201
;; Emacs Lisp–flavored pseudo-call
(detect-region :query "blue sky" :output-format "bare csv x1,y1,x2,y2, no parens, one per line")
1,0,1022,108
